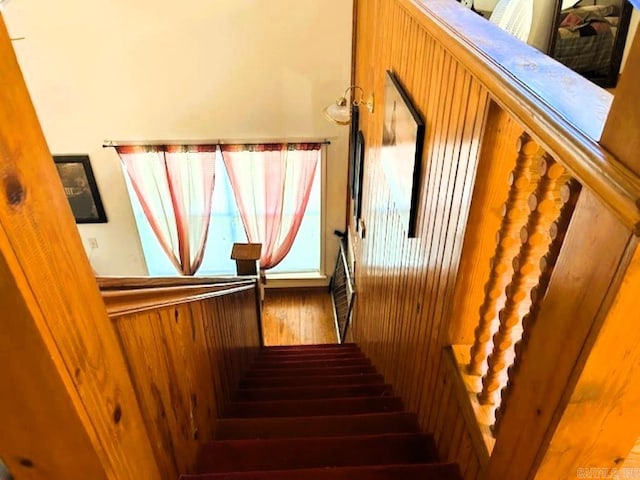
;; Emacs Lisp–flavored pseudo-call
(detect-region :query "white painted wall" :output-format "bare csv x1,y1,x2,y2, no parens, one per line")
4,0,353,278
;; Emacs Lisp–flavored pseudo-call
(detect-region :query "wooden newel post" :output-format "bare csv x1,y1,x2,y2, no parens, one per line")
231,243,265,309
231,243,265,347
231,243,262,276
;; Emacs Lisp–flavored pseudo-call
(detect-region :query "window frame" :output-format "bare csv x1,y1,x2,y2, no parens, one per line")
121,143,327,279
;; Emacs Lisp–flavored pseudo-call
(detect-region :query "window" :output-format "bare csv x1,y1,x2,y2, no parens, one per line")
123,146,322,276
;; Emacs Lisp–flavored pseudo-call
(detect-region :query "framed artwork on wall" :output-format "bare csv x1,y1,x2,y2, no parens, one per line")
348,104,360,199
381,70,425,238
53,155,108,223
353,130,365,225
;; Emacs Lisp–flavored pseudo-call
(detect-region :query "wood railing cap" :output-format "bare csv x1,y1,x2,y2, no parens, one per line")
97,276,259,317
97,275,258,290
405,0,640,233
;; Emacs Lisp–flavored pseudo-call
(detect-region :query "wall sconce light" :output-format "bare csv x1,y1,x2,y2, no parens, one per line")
323,85,374,125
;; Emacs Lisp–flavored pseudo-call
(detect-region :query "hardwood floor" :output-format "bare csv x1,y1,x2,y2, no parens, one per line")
262,288,338,346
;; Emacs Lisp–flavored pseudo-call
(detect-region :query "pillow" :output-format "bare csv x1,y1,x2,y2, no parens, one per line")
566,4,618,16
560,12,585,28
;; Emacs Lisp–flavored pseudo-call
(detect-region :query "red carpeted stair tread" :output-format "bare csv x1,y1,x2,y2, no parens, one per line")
250,358,372,370
196,433,437,473
258,347,360,356
245,365,377,377
255,351,367,362
262,343,358,351
214,412,420,440
180,462,461,479
179,344,462,480
239,373,385,389
225,396,404,417
258,345,360,353
233,383,393,401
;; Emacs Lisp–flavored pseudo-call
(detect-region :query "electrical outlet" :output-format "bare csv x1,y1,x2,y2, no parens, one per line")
88,238,98,249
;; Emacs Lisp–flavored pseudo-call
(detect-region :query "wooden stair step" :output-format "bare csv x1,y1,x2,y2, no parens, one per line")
239,373,385,389
196,433,437,473
233,384,393,402
258,346,359,357
261,344,357,352
225,396,403,418
214,412,420,440
254,351,367,362
180,463,461,479
245,365,377,377
250,358,372,370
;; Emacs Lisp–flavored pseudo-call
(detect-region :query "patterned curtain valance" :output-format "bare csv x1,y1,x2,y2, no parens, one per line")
219,142,322,153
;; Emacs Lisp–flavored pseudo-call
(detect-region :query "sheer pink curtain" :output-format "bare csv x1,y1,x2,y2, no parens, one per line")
221,143,320,270
116,145,216,275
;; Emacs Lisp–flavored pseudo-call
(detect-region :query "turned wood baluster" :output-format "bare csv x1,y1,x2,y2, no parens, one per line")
492,180,581,432
478,154,565,404
467,133,538,375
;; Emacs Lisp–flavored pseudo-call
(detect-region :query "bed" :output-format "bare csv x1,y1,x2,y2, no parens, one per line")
552,3,621,75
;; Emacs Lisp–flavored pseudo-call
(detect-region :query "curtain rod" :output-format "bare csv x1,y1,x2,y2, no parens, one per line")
102,139,332,148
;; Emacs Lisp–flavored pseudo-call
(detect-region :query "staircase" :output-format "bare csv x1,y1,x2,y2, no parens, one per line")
179,343,461,479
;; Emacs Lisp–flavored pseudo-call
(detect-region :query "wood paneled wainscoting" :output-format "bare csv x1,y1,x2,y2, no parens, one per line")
99,277,262,480
350,0,640,479
0,17,161,480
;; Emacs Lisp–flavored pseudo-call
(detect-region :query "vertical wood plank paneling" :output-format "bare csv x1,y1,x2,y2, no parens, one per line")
464,457,481,480
398,34,441,411
434,367,452,457
0,234,107,480
113,289,260,480
0,17,160,480
440,383,460,461
425,75,489,427
455,428,475,472
395,24,429,404
429,359,447,449
449,414,466,463
415,56,462,421
352,1,491,477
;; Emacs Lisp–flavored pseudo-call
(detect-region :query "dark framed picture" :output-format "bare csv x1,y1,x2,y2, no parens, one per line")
381,70,425,238
353,130,365,225
348,104,360,199
53,155,107,223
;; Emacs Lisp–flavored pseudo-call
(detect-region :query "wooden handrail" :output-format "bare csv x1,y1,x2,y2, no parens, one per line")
97,275,257,290
99,277,258,317
404,0,640,233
